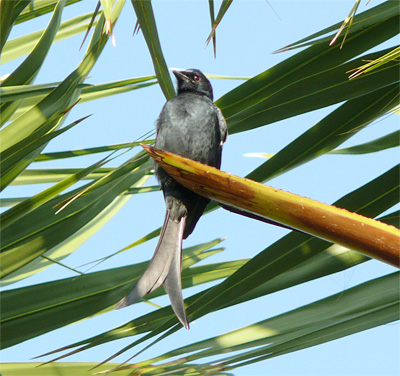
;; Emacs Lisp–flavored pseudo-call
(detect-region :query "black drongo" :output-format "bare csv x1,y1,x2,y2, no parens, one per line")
117,69,227,329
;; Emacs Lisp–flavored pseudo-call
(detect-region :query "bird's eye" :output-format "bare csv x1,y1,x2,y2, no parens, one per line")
193,75,200,81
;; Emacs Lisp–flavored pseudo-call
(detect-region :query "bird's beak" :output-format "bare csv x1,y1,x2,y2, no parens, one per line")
172,69,189,82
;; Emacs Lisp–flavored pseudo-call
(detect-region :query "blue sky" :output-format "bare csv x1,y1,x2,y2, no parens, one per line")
1,1,399,375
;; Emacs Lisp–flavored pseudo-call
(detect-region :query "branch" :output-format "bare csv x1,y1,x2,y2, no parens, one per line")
142,144,400,268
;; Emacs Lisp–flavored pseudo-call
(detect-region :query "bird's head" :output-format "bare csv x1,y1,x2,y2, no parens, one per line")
172,68,213,100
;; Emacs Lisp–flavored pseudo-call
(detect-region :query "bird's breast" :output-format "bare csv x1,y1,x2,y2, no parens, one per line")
156,95,221,167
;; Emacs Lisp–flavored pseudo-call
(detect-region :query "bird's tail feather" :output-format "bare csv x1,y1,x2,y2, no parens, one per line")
116,211,189,328
164,216,189,329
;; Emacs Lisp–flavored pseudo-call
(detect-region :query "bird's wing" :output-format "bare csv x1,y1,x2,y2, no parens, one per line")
116,210,185,309
216,107,228,145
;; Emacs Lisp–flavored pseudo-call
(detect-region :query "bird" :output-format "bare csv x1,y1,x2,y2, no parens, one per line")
116,68,227,329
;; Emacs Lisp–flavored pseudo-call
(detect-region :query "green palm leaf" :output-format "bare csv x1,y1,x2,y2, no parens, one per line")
330,130,400,154
131,0,175,100
42,162,398,362
1,1,398,374
1,238,230,348
0,152,151,280
127,272,398,375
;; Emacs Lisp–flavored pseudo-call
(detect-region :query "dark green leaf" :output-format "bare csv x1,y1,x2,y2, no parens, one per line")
0,0,67,125
217,12,399,133
247,83,399,182
0,153,151,279
330,130,400,155
131,0,175,100
276,1,399,52
0,0,30,52
0,239,230,348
